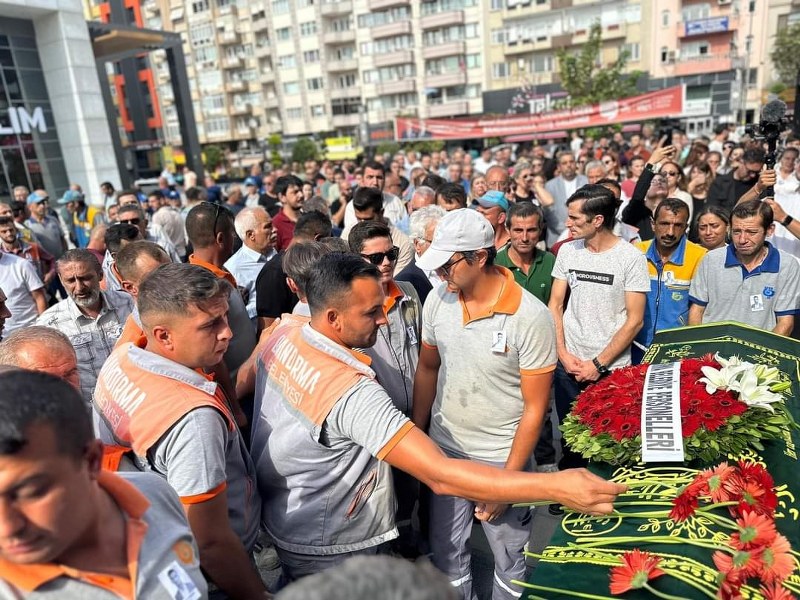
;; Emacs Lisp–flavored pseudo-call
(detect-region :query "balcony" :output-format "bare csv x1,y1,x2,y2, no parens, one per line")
322,29,356,44
321,0,352,16
332,113,361,127
372,20,412,39
253,18,269,32
420,10,464,30
255,44,271,58
161,92,175,106
225,79,245,92
677,15,738,38
672,55,734,77
230,104,250,115
218,4,238,16
571,22,626,44
260,69,274,82
330,87,356,100
422,40,465,60
376,79,416,95
427,99,468,118
222,56,242,69
265,95,280,108
219,29,241,45
373,49,414,68
426,71,467,87
368,0,409,10
327,57,358,72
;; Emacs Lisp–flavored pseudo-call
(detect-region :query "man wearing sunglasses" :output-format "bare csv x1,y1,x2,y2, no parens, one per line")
350,187,414,275
707,147,765,213
116,203,181,264
349,220,423,556
414,208,559,600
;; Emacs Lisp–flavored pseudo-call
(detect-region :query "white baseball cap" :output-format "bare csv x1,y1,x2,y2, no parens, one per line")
416,208,495,272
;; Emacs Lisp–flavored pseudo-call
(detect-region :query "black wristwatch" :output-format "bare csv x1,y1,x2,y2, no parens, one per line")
783,215,794,227
592,357,610,376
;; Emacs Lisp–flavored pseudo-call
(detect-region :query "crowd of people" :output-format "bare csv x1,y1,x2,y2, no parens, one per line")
1,121,799,600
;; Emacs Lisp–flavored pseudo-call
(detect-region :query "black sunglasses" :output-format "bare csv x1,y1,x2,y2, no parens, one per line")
118,218,141,225
361,246,399,265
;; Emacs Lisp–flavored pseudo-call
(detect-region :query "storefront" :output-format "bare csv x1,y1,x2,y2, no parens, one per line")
0,0,118,202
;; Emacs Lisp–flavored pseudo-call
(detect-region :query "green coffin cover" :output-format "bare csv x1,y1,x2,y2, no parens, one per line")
527,323,800,599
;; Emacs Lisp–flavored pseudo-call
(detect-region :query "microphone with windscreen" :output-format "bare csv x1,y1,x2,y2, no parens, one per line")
747,99,789,198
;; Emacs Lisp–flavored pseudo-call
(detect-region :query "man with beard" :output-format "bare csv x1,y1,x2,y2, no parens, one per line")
35,250,132,403
633,199,705,363
272,175,305,251
689,199,800,335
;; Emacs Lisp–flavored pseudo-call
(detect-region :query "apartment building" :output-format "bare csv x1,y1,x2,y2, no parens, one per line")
87,0,777,155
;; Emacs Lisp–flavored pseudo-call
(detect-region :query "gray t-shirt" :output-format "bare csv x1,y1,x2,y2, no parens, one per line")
552,238,650,368
422,268,556,462
689,244,800,331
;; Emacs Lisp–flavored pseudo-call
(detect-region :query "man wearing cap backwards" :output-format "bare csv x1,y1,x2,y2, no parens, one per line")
475,190,511,250
413,208,560,600
251,251,625,587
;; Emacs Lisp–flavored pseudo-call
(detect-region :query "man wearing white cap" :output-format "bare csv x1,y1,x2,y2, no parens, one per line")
413,208,557,600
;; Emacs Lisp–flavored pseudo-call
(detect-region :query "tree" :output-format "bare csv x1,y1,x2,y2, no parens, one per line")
267,133,283,169
203,144,225,172
375,141,400,156
291,137,320,163
771,23,800,85
556,22,642,107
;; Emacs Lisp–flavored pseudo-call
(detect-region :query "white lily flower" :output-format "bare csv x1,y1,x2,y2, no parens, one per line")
753,364,781,385
699,366,730,394
715,354,742,369
734,370,784,412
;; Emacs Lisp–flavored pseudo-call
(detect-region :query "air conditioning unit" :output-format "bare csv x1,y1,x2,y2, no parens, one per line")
718,0,731,5
666,50,677,63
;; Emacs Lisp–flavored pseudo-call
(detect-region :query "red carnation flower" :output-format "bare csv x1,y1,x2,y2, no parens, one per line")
609,549,665,595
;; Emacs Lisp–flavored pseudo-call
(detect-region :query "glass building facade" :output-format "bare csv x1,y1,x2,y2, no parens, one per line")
0,17,68,200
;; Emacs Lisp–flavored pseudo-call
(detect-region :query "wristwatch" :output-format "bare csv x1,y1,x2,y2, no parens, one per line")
782,215,794,227
592,357,610,376
644,162,661,174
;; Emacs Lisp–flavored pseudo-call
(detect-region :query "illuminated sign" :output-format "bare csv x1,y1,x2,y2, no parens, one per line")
0,107,47,135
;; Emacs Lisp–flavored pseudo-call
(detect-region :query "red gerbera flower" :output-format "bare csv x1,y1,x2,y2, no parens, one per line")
730,511,778,551
670,486,700,522
759,582,797,600
703,462,737,503
609,549,665,595
759,534,795,584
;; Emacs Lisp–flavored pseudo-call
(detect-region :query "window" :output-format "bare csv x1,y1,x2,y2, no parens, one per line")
303,50,320,63
278,54,297,68
189,23,214,47
660,47,670,63
360,35,413,55
297,0,314,6
202,94,225,115
426,56,466,75
205,117,230,135
276,27,291,41
623,43,640,62
530,54,553,72
194,46,218,63
362,69,378,84
192,0,209,13
490,28,507,45
422,25,477,46
198,71,222,89
307,77,324,90
420,0,477,16
357,6,411,27
661,10,670,27
682,3,711,22
492,62,510,78
300,21,317,36
330,17,352,32
311,104,326,117
331,98,362,115
491,0,503,9
465,54,481,69
681,40,710,58
286,107,303,119
272,0,289,14
283,81,300,94
334,73,358,87
331,46,355,60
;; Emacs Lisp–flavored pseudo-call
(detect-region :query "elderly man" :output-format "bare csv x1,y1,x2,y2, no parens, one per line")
0,371,207,599
35,249,133,403
397,204,446,303
117,203,181,263
149,190,187,260
0,326,80,390
224,207,277,325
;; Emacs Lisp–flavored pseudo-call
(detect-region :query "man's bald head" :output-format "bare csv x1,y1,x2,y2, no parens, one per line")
0,326,80,391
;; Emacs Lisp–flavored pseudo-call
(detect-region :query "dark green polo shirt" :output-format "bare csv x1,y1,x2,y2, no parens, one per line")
495,247,555,304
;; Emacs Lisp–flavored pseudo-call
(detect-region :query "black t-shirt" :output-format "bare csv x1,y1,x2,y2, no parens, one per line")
255,252,298,318
259,194,281,217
